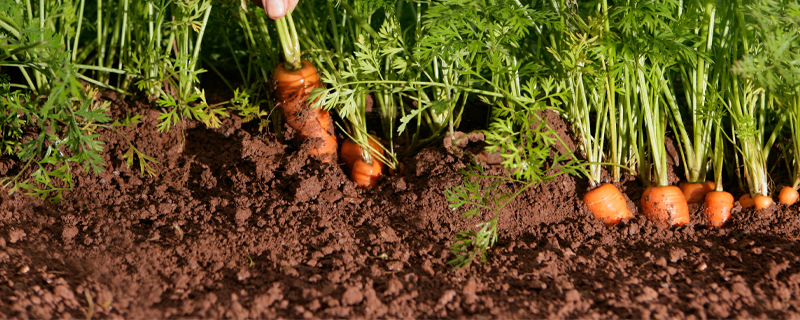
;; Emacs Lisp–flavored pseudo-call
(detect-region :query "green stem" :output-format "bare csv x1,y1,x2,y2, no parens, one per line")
72,0,86,61
275,13,302,70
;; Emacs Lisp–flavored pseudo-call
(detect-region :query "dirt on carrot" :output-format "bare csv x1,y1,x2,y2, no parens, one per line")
641,185,690,228
272,60,337,163
703,190,734,228
582,183,632,226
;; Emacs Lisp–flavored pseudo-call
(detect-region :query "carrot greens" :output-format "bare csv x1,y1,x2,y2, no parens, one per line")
0,0,158,200
731,0,800,194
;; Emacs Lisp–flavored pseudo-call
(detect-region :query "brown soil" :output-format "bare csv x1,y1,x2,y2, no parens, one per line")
2,94,800,319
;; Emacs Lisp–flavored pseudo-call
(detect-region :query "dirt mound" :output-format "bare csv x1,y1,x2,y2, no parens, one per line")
2,95,800,319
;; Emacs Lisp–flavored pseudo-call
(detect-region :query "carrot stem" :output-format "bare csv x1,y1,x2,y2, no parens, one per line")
275,13,302,71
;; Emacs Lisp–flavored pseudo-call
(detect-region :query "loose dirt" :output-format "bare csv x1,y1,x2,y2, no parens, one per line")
2,94,800,319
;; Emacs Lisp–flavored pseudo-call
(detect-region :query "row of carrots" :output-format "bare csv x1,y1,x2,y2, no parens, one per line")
584,181,799,229
267,2,800,221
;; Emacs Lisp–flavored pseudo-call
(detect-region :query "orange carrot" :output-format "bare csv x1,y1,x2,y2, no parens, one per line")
272,60,337,163
339,135,384,188
339,136,381,172
640,185,690,228
351,158,383,188
753,194,773,210
739,194,754,208
778,186,799,205
703,191,733,228
679,181,715,204
582,183,632,226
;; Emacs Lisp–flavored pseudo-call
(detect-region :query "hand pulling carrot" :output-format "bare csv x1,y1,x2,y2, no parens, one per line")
270,13,337,163
583,183,632,226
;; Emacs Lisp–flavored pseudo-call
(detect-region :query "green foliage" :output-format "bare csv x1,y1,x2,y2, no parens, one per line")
445,163,512,268
0,0,161,200
732,0,800,95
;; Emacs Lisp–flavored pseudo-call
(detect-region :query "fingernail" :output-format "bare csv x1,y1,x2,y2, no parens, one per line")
266,0,285,19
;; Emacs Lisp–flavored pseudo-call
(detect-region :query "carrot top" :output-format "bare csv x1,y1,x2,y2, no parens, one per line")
274,13,302,71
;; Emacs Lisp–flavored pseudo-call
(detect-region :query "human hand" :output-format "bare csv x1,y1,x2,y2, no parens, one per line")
257,0,299,20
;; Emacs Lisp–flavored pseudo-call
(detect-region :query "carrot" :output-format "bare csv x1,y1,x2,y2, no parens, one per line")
739,194,754,208
754,194,773,210
272,60,338,163
679,181,715,204
778,186,799,205
339,136,381,172
582,183,632,226
640,185,690,228
351,158,383,188
339,135,384,188
703,191,733,228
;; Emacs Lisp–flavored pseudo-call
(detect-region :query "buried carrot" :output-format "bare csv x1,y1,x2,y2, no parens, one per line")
351,158,382,188
679,181,715,204
740,193,774,209
754,194,774,210
739,194,755,208
340,137,381,172
339,135,384,188
582,183,632,226
703,191,734,228
703,121,733,228
640,186,690,228
778,186,799,205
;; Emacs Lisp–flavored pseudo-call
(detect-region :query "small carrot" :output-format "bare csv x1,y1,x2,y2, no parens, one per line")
339,135,384,188
641,185,690,228
703,191,734,228
679,181,715,204
778,186,799,205
351,158,382,188
272,60,338,162
739,194,754,208
582,183,632,226
339,136,381,173
753,194,773,210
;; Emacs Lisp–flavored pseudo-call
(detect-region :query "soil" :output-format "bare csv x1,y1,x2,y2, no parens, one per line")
2,92,800,319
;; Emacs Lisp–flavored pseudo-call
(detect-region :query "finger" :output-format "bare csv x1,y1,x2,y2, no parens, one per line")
265,0,286,19
286,0,299,14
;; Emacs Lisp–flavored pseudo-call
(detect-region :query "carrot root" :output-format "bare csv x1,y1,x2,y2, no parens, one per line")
641,185,690,228
739,194,755,208
679,181,715,204
703,191,733,228
351,159,382,188
778,186,799,206
339,135,384,188
754,194,773,210
582,183,632,226
272,60,337,163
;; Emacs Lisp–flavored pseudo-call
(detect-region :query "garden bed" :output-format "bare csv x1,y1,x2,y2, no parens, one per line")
2,93,800,319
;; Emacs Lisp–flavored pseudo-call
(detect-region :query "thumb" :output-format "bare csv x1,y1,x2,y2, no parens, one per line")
264,0,287,20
